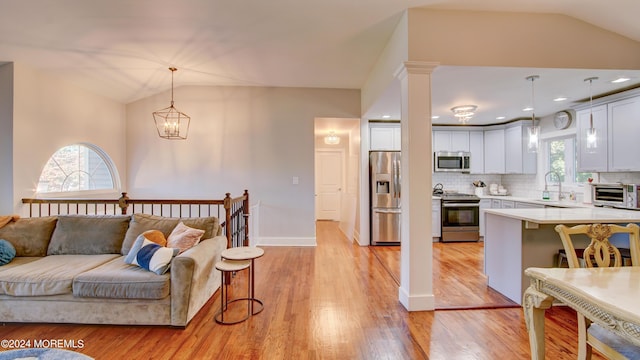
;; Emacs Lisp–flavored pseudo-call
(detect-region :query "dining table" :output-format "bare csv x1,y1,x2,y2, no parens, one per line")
523,266,640,359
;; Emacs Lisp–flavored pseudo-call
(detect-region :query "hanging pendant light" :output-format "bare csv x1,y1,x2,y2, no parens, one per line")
153,67,191,140
526,75,540,153
585,77,599,153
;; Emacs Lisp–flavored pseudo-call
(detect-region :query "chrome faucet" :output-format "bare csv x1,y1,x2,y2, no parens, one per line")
544,171,563,200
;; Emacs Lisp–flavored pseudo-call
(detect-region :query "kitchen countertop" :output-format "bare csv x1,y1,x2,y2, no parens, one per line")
484,206,640,224
478,194,593,208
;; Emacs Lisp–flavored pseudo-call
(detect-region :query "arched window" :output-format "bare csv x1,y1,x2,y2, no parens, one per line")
37,143,120,195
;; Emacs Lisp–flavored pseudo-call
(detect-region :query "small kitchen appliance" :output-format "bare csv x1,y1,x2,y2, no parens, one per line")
592,183,640,210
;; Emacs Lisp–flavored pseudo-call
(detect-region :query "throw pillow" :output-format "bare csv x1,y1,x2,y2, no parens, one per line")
166,222,205,254
121,214,180,256
141,230,167,246
124,235,178,275
0,239,16,265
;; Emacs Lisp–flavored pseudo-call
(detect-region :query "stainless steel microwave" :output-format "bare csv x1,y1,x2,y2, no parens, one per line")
434,151,471,173
592,183,640,210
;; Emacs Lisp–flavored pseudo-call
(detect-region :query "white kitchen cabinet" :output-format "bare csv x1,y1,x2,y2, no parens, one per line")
491,199,502,208
576,104,608,172
501,200,515,209
433,131,469,152
515,201,544,209
607,96,640,171
483,129,505,174
479,199,492,237
370,124,401,150
469,131,484,174
432,198,441,240
504,124,536,174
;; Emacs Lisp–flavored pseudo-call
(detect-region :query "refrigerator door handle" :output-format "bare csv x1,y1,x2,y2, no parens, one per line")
374,208,402,214
394,158,401,199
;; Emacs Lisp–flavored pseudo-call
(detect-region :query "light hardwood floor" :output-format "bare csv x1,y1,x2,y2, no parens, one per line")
0,221,605,359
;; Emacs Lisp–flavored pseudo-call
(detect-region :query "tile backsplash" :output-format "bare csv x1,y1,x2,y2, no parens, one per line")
432,173,502,194
433,172,640,201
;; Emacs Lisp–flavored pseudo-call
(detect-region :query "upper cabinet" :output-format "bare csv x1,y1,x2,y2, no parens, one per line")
469,131,484,174
607,97,640,172
576,104,608,172
576,95,640,172
504,123,536,174
483,129,505,174
433,131,470,152
370,123,401,151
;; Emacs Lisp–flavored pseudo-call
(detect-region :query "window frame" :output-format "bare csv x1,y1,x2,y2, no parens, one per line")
542,134,591,187
36,143,121,198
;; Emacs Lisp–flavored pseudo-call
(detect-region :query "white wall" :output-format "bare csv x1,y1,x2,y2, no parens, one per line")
8,62,127,214
126,86,360,245
0,63,13,214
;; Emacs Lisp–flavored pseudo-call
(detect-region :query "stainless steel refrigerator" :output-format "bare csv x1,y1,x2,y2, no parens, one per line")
370,151,401,245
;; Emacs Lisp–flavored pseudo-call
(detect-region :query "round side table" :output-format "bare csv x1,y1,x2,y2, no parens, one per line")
214,259,251,325
221,246,264,315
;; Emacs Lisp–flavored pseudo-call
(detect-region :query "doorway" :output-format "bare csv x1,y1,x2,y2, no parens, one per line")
313,117,360,241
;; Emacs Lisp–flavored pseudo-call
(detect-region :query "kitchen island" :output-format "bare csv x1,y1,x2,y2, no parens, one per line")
483,207,640,304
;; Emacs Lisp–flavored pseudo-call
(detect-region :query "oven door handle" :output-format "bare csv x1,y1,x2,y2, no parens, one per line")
374,209,402,214
442,203,480,208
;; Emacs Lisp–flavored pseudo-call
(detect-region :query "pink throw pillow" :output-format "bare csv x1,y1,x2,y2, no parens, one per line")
167,222,205,254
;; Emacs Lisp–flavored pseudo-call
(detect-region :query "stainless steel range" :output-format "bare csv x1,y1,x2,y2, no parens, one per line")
440,192,480,242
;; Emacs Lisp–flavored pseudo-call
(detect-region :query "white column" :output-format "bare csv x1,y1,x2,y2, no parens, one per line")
396,61,438,311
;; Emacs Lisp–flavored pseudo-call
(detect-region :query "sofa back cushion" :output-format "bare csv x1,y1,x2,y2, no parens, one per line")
0,217,57,256
121,214,220,255
47,215,131,255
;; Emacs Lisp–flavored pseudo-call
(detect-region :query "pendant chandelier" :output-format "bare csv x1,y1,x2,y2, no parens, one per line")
526,75,540,153
585,77,599,153
153,67,191,140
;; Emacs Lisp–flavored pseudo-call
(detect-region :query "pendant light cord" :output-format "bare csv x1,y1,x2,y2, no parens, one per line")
169,67,177,107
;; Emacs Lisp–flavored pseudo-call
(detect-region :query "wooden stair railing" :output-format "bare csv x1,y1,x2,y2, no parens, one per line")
22,190,250,249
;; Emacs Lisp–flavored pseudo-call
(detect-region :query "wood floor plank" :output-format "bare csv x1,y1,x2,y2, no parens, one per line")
0,221,607,359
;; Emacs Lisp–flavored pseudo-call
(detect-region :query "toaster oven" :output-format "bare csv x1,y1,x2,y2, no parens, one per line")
592,183,640,210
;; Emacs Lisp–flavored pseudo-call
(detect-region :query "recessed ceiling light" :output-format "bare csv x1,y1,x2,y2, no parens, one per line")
381,115,391,119
553,97,568,102
496,116,506,120
612,77,630,83
432,115,440,119
522,107,533,112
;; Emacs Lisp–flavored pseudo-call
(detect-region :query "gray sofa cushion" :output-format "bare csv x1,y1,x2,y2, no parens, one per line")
0,217,57,256
48,215,131,255
121,214,219,255
73,257,170,300
0,254,118,296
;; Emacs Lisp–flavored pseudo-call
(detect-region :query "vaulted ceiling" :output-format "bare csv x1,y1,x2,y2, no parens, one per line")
2,0,640,127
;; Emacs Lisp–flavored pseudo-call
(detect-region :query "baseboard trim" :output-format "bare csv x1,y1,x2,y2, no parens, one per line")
398,286,435,311
254,237,316,247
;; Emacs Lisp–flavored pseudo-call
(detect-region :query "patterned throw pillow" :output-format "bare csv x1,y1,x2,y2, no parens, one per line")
124,235,178,275
166,222,205,254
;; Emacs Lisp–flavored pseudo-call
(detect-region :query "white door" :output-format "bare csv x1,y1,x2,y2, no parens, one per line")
315,150,343,220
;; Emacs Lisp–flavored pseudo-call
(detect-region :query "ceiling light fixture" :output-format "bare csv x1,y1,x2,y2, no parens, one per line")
553,97,568,102
153,67,191,140
451,105,477,124
324,131,340,145
585,77,599,153
526,75,540,153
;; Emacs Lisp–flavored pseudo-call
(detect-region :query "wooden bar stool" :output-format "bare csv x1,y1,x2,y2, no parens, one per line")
214,259,251,325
